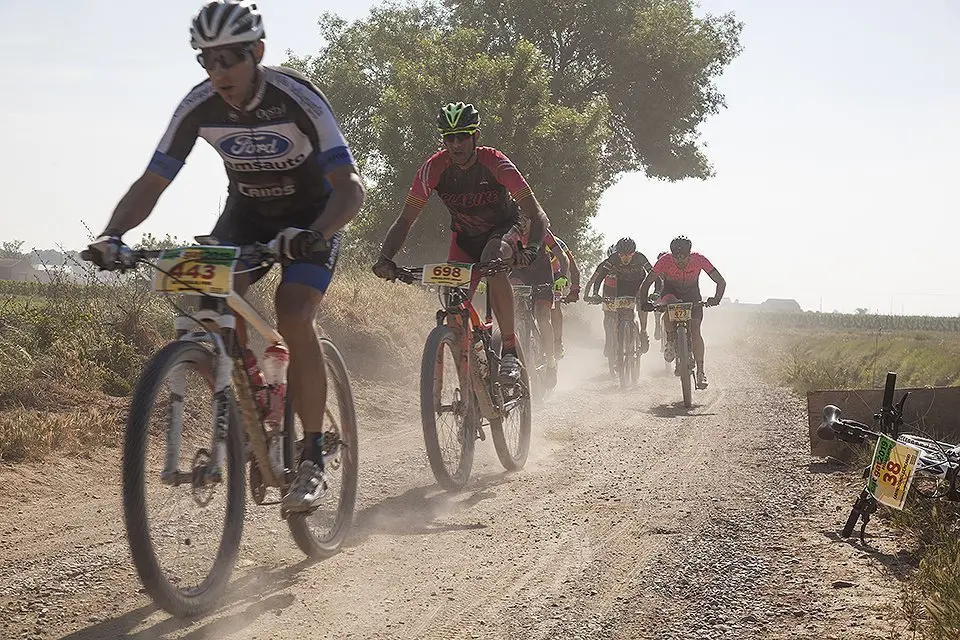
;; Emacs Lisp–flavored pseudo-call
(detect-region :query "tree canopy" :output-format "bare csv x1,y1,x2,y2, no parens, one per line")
285,0,742,262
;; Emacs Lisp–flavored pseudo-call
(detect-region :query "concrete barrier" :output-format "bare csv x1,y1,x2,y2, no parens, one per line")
807,385,960,460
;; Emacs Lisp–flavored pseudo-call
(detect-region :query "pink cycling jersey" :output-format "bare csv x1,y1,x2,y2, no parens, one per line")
652,252,715,301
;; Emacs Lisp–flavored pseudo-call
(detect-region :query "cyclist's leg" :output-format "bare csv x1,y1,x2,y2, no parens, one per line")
478,227,519,370
690,304,706,378
533,296,555,364
551,303,564,356
660,294,679,362
603,309,615,357
278,231,342,509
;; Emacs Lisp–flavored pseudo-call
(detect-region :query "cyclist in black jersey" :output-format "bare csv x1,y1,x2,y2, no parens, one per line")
584,237,654,353
85,0,365,512
371,102,552,383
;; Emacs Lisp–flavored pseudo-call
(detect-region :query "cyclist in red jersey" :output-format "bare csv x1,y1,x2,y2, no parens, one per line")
640,236,725,389
372,102,552,383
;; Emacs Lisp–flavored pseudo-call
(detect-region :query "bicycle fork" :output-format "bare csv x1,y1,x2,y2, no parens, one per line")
160,330,234,487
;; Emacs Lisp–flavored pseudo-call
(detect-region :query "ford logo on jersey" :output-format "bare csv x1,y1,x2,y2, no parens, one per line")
217,132,292,160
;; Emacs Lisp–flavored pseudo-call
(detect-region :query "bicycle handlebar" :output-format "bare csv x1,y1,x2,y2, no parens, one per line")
80,235,331,273
818,372,910,444
394,259,511,285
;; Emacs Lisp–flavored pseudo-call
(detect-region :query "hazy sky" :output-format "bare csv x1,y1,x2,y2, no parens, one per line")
2,1,957,315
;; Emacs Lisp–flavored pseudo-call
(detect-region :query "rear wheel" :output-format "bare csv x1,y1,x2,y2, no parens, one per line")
287,339,359,558
491,342,532,471
419,326,477,490
677,325,693,408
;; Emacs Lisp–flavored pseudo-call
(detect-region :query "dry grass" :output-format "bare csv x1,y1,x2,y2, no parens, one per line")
0,263,438,462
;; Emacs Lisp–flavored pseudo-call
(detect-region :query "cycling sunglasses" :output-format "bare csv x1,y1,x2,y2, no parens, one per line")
442,132,475,143
196,46,253,70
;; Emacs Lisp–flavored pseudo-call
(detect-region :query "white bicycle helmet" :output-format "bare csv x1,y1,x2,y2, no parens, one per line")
190,0,265,50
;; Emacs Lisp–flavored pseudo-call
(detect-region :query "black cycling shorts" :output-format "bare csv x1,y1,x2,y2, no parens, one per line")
211,196,341,293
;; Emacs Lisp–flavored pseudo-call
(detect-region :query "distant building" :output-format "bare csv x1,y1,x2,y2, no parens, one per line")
0,258,34,281
722,297,804,313
759,298,803,313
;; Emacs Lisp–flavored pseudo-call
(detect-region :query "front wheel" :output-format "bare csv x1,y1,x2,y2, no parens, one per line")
677,325,693,408
491,342,532,471
124,340,245,618
418,326,477,490
287,339,359,558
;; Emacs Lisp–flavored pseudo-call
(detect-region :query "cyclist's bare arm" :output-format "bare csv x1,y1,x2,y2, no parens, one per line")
707,268,726,300
379,201,425,259
638,270,658,301
101,170,171,235
585,262,609,298
516,194,549,248
314,164,365,237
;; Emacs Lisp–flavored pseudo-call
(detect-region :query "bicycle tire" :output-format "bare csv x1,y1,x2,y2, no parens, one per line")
124,340,245,618
419,326,476,490
491,341,532,471
618,319,634,388
677,325,693,408
629,320,641,385
520,317,544,402
287,339,359,558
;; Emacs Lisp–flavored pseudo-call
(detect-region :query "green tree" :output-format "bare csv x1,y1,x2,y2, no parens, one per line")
285,0,741,259
0,240,26,259
446,0,743,180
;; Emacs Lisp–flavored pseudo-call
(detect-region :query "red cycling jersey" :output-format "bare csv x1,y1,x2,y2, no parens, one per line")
652,252,715,301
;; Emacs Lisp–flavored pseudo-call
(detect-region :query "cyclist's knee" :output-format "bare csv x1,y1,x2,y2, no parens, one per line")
481,236,512,263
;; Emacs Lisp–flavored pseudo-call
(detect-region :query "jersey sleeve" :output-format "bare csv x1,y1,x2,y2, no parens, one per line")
405,152,444,209
476,148,533,201
694,253,715,273
638,252,653,273
268,68,357,174
147,83,215,180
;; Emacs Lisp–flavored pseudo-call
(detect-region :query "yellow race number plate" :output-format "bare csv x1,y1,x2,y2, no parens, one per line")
152,246,241,297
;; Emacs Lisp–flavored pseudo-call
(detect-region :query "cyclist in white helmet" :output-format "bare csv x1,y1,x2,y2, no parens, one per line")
86,0,366,512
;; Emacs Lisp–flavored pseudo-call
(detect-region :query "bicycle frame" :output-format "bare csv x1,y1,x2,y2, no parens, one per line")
165,290,290,490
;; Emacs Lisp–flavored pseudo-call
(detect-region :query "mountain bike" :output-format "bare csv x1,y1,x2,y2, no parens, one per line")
512,283,556,399
395,260,532,491
587,296,640,387
650,300,707,407
81,236,358,617
818,371,960,543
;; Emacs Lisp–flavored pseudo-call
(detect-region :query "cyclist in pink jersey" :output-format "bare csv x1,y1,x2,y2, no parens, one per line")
372,102,552,383
640,236,725,389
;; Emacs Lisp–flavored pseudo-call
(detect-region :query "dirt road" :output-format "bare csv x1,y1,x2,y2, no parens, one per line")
1,327,908,639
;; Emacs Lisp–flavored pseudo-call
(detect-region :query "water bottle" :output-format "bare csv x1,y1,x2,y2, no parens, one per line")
472,338,489,379
242,348,269,416
261,342,290,427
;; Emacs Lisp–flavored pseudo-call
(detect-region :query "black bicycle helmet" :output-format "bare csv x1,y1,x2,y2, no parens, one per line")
670,235,692,255
606,244,617,257
438,102,480,135
615,237,636,255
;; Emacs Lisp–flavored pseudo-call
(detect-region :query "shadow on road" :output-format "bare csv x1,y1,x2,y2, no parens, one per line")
58,558,316,640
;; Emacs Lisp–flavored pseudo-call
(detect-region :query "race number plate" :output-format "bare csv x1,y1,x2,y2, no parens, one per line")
152,246,241,297
667,303,693,322
866,434,921,510
611,297,635,310
422,262,474,287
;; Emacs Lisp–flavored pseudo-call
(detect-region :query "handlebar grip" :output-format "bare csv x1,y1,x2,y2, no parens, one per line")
882,372,897,410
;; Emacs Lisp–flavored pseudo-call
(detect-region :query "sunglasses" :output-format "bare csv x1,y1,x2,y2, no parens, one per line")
196,46,252,70
442,132,474,143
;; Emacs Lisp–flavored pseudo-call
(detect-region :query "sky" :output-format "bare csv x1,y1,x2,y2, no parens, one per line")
2,0,957,315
